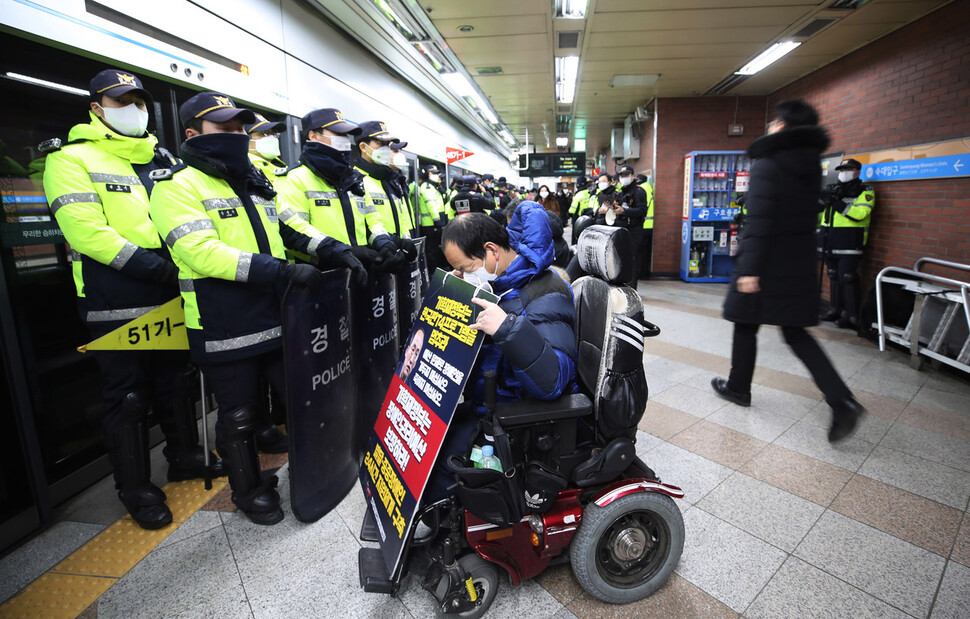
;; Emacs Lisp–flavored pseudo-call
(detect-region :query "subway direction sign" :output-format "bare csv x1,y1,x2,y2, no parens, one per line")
850,138,970,182
517,152,586,176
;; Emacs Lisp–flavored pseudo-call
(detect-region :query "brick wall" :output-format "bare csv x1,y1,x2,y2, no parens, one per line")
650,96,767,273
768,1,970,289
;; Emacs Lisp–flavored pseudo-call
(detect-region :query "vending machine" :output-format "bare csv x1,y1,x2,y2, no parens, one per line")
680,151,749,282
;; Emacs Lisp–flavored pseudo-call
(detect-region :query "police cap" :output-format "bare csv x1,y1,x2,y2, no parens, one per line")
302,108,361,136
356,120,404,146
179,92,255,126
836,158,862,171
617,164,635,176
90,69,153,106
421,164,441,175
245,113,286,135
482,173,494,181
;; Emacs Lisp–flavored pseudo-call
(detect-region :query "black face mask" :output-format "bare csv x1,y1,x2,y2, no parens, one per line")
181,132,251,180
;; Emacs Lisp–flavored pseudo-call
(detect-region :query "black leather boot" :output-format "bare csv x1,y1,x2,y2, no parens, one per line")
159,367,225,482
821,268,840,321
218,405,284,525
828,397,865,442
110,392,172,529
254,423,288,454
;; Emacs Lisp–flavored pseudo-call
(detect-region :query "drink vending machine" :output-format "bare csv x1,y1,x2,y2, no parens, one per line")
680,151,749,282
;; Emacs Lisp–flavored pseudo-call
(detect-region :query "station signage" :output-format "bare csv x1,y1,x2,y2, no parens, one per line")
517,152,587,177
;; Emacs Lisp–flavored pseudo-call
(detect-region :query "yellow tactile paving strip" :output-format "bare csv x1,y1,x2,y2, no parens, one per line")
0,477,228,619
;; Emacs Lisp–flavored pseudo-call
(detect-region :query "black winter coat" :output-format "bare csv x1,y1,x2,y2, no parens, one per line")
723,125,830,327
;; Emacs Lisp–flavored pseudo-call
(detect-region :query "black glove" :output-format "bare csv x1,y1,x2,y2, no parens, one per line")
338,250,368,286
396,237,417,261
350,245,381,266
377,245,407,272
435,215,448,229
280,262,326,290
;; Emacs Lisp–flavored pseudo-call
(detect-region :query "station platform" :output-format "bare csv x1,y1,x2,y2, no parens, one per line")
1,280,968,618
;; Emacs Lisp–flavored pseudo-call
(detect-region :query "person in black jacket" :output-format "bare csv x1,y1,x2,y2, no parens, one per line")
711,100,865,443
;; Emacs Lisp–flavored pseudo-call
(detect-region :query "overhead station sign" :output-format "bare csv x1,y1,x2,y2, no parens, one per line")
517,152,587,177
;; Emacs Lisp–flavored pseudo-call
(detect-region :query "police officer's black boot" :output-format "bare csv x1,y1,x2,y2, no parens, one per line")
109,392,172,530
254,381,288,454
821,267,841,321
159,368,226,482
218,405,284,525
837,272,861,329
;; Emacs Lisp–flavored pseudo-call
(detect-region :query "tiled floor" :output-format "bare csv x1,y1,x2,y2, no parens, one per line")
2,280,969,618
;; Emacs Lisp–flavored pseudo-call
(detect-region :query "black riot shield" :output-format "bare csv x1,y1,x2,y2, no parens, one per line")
414,236,430,296
396,245,424,348
354,271,400,451
281,269,356,522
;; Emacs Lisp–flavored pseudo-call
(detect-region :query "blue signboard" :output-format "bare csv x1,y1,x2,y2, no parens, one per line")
862,154,967,182
690,207,740,222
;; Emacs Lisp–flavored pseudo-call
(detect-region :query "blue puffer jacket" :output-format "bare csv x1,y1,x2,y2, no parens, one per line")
469,201,578,404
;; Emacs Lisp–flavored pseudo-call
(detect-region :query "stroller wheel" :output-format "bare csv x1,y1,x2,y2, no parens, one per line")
433,554,499,618
570,492,684,604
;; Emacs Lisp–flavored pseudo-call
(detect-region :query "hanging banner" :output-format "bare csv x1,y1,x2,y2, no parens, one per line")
446,147,474,165
78,297,187,352
359,269,497,579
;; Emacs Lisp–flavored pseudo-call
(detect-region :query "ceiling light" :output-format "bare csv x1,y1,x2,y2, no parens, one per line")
500,129,516,145
610,74,660,88
556,0,588,19
555,56,580,104
574,138,586,152
4,72,88,96
457,24,474,32
556,136,569,147
373,0,427,41
735,41,801,76
442,72,498,124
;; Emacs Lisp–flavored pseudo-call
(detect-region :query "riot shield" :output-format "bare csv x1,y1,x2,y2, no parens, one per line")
281,269,356,522
414,236,430,295
396,244,424,352
354,271,401,451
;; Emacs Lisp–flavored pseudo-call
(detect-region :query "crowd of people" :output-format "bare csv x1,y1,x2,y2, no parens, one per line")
42,66,868,531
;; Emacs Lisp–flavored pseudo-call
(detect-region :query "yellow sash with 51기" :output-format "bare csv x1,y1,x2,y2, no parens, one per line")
78,297,189,352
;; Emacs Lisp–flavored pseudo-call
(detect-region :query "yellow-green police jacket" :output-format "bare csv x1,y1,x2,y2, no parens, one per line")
275,164,387,246
639,181,655,230
819,180,875,254
249,153,286,184
44,113,176,327
356,169,415,238
150,163,333,362
569,188,590,218
410,181,445,229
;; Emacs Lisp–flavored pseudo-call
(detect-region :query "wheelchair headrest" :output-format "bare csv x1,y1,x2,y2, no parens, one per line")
576,225,633,285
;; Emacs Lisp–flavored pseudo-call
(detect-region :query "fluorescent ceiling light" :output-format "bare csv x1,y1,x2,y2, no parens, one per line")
555,56,579,104
500,129,516,144
556,136,569,147
574,138,586,152
735,41,801,76
374,0,426,40
442,72,498,124
556,0,588,19
5,72,89,96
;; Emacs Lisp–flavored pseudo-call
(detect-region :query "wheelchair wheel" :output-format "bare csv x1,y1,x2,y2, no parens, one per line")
570,492,684,604
434,554,499,618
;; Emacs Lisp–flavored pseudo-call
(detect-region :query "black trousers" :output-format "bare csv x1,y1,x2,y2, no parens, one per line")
727,322,852,407
638,229,653,279
626,227,643,287
199,348,286,443
93,346,188,450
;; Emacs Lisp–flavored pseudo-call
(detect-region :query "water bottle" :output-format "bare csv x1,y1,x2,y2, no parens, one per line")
480,445,503,472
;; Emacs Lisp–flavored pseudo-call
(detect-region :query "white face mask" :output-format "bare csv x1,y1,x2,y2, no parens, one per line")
329,134,353,152
429,174,440,183
619,176,633,187
597,181,610,191
391,151,407,168
253,135,281,160
539,190,549,198
368,144,393,165
837,171,856,183
464,249,498,287
99,103,149,137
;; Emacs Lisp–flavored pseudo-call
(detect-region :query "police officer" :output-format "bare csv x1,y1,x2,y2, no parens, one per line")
450,174,493,216
569,176,590,227
149,92,364,525
819,158,875,328
274,108,399,271
44,70,223,530
354,121,416,243
609,165,647,285
636,173,655,279
495,176,511,210
245,113,287,183
480,173,498,209
411,164,447,270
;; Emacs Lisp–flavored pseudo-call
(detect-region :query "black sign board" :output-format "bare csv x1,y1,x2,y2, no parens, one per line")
517,152,586,177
